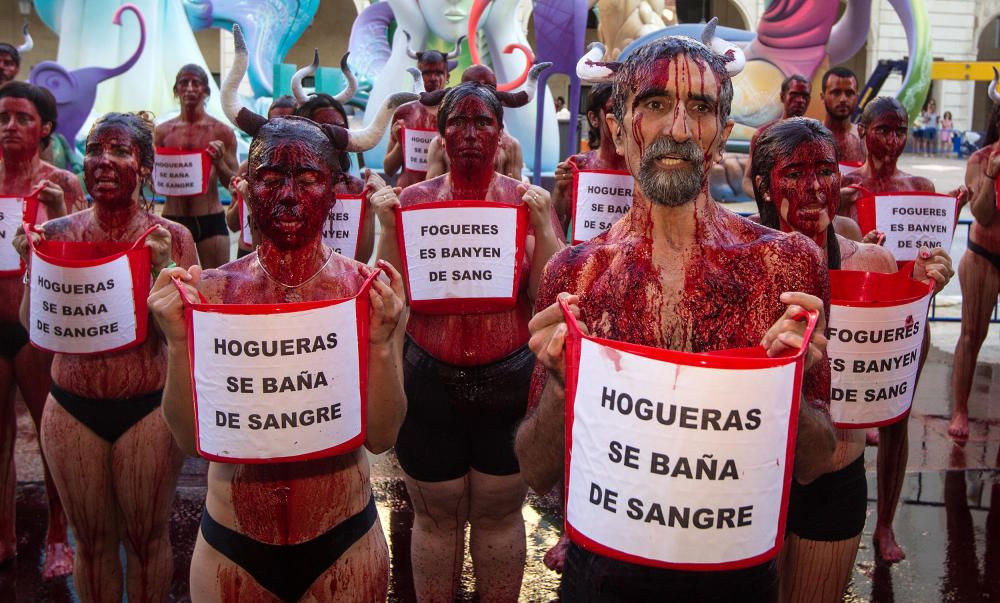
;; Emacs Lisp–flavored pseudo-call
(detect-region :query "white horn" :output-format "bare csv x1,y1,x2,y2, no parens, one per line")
576,43,613,83
521,62,551,102
291,49,319,104
403,30,419,60
16,24,32,54
447,35,466,60
407,67,425,93
990,67,1000,105
346,92,419,152
221,24,250,127
332,52,358,104
700,17,745,76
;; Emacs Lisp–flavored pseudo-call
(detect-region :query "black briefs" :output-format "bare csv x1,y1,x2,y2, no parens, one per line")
163,212,228,243
50,383,162,443
786,453,867,541
395,337,534,482
968,239,1000,274
0,323,29,358
561,541,778,602
200,496,378,602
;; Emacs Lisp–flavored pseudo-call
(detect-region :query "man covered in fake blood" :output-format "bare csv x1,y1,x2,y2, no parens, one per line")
739,75,812,199
367,79,564,601
0,81,85,578
515,31,836,601
424,64,533,182
950,81,1000,440
13,112,197,601
149,26,411,602
383,34,462,188
839,96,960,564
155,64,239,269
751,117,952,603
550,82,628,234
820,67,865,165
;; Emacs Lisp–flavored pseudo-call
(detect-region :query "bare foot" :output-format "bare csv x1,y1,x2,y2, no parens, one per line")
873,526,906,564
41,542,74,580
866,428,880,446
543,533,570,573
948,413,970,440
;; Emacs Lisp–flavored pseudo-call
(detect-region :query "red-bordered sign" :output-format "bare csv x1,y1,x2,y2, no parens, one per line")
153,147,212,197
395,200,528,314
401,127,436,174
235,189,253,248
838,161,863,176
562,300,816,570
827,268,933,428
323,195,366,259
178,270,379,464
27,225,155,355
0,191,40,277
570,167,634,244
855,191,957,262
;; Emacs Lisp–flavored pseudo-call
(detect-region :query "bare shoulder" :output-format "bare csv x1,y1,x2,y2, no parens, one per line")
210,117,236,142
398,176,444,204
40,210,90,240
151,214,196,247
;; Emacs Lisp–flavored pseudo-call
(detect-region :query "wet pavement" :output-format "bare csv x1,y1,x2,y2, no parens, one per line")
1,155,998,601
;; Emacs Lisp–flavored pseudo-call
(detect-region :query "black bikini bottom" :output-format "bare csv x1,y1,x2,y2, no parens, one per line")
50,383,161,443
968,239,1000,274
200,496,378,602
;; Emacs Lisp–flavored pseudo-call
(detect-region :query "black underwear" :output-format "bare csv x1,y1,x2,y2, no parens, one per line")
50,383,162,443
0,323,29,358
786,453,867,541
163,212,228,243
200,496,378,602
968,239,1000,274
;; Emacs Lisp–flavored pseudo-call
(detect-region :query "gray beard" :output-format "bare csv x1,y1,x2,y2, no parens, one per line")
636,138,705,207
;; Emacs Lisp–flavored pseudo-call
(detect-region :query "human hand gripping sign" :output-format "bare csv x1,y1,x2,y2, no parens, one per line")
144,225,174,273
911,246,954,295
368,259,406,345
760,292,827,371
364,169,402,230
11,223,40,263
33,179,67,220
206,140,226,168
528,292,589,386
148,264,203,346
518,183,554,231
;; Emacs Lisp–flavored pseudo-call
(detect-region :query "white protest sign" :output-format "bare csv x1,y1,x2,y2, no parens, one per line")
402,128,435,173
28,240,150,355
0,196,29,275
839,162,863,176
153,148,209,197
396,201,527,314
238,195,253,248
827,270,933,428
563,309,812,570
322,196,364,258
571,170,634,243
189,297,368,463
856,192,957,262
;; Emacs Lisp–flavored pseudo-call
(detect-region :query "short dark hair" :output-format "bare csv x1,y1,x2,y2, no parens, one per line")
983,103,1000,148
295,94,351,173
268,95,296,115
174,64,210,95
0,81,57,145
586,83,613,149
437,81,503,136
417,51,448,69
750,117,841,269
612,36,734,126
0,44,19,67
821,67,857,92
781,74,810,97
859,96,907,127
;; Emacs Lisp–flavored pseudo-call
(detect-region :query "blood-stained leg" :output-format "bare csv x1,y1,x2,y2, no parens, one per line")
197,234,230,269
0,358,14,565
468,470,528,603
13,344,72,579
779,533,862,603
113,409,184,602
404,474,470,601
950,251,1000,439
40,396,123,602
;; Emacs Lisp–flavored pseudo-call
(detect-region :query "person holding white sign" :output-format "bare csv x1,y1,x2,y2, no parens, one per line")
14,112,197,601
0,81,86,578
368,79,563,601
148,26,411,602
751,117,952,602
155,64,239,269
838,96,962,564
516,30,837,601
951,85,1000,442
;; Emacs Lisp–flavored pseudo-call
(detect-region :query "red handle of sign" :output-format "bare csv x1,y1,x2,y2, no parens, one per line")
785,309,819,360
128,225,161,251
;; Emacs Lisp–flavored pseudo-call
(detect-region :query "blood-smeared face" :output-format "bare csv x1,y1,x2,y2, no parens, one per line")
443,94,500,172
419,60,449,93
822,75,857,120
0,52,17,85
249,139,334,249
83,123,143,208
610,54,729,206
0,97,49,157
862,109,908,162
782,80,811,118
174,69,209,107
309,106,347,128
767,139,839,236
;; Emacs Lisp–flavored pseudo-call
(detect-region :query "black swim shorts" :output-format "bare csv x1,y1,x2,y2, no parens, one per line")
394,337,534,482
786,453,867,541
163,212,228,244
